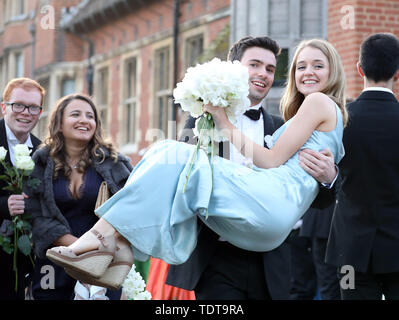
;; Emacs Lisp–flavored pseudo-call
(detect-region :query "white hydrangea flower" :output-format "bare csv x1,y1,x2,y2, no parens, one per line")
122,264,152,300
134,291,152,300
173,58,251,142
264,135,274,149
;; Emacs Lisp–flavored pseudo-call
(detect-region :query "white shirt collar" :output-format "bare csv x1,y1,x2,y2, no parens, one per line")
4,122,33,147
248,102,263,111
362,87,394,95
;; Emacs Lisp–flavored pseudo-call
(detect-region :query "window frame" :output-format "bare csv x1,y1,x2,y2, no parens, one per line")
153,46,172,136
123,56,139,144
95,66,110,134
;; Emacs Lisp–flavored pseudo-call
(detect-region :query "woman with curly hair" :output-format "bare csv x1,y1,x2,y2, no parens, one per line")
26,94,133,300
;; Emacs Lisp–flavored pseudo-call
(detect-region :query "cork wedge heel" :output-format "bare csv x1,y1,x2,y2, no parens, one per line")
46,230,116,278
65,241,134,290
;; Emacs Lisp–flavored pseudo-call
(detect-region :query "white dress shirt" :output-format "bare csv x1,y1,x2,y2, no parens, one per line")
362,86,394,94
229,102,265,167
4,123,33,166
219,103,265,242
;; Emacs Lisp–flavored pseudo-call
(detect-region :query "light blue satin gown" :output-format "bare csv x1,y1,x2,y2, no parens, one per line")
96,104,344,265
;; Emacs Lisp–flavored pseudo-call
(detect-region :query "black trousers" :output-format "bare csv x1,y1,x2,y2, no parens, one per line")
289,235,317,299
0,249,33,300
290,235,340,300
194,240,271,300
338,269,399,300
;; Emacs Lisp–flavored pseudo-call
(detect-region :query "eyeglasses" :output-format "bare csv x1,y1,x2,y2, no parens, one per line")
5,102,42,115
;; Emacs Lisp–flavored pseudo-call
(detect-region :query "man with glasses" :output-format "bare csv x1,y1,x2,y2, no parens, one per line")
0,77,45,300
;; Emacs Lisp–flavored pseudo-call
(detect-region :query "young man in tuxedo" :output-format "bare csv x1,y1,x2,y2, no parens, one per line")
0,78,44,300
320,33,399,300
166,36,337,299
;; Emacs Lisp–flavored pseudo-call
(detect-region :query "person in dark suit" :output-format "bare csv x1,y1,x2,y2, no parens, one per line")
323,33,399,300
289,204,340,300
292,97,355,300
166,36,338,300
0,78,44,300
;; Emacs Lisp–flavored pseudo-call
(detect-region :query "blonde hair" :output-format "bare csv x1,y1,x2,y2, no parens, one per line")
43,94,118,179
280,39,348,127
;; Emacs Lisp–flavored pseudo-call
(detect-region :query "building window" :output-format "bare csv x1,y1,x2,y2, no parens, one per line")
0,1,4,30
273,48,288,87
154,47,171,135
14,52,23,78
3,0,9,23
96,67,109,134
269,0,289,37
301,0,323,37
1,55,9,84
0,58,4,91
61,78,75,97
3,0,26,22
124,57,138,144
185,34,204,71
15,0,25,16
36,77,50,140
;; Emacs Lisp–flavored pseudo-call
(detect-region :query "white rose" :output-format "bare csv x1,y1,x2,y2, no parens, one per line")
15,156,35,171
0,146,8,161
13,144,31,158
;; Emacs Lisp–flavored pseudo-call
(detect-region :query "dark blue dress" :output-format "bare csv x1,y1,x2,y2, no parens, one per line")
32,166,121,300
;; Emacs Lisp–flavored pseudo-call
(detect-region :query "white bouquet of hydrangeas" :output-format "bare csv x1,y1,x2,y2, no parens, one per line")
174,57,250,142
173,58,250,193
122,264,152,300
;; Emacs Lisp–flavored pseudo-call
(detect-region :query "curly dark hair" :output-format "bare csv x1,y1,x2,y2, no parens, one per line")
43,94,118,179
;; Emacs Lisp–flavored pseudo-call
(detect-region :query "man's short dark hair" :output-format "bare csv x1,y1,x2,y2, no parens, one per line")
360,33,399,83
227,36,281,62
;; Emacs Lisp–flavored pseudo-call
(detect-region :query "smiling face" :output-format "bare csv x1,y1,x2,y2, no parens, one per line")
240,46,277,106
295,46,330,97
1,87,42,142
61,99,96,145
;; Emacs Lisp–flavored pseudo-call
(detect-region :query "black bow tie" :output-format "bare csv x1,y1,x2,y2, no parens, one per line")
244,108,262,121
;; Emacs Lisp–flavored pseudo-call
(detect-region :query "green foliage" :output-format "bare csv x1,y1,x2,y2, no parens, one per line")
0,151,40,291
0,234,13,254
17,234,32,256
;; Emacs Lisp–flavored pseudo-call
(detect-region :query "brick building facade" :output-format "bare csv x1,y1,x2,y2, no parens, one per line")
1,0,398,164
328,0,399,98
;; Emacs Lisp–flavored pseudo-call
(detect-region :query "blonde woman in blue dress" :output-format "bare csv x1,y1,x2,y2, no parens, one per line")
47,39,347,289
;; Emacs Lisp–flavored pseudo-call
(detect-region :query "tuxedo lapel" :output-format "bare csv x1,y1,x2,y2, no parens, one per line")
0,119,41,161
218,141,230,159
0,119,11,163
30,133,41,152
261,108,277,148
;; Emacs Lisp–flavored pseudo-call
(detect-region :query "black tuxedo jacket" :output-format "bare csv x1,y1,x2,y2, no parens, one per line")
326,90,399,273
300,204,335,239
0,118,41,299
167,108,333,299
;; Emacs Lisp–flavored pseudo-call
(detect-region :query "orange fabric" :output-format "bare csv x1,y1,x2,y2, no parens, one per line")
146,257,196,300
